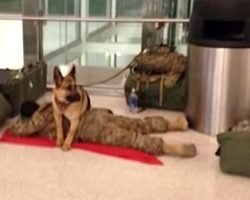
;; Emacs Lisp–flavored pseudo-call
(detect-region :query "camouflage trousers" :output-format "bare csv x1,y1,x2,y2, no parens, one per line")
9,104,187,156
78,109,165,155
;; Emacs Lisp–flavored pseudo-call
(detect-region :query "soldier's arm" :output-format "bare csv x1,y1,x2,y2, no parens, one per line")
9,103,53,137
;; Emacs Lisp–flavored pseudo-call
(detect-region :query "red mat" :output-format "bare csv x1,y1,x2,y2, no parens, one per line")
0,130,163,165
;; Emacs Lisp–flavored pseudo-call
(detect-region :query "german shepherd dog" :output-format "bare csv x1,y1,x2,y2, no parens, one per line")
52,65,90,151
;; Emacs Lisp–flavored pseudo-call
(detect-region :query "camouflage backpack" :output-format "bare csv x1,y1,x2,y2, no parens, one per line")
124,45,187,111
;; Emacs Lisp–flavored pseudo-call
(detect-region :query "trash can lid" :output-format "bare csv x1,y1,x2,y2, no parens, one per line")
189,0,250,48
191,0,250,20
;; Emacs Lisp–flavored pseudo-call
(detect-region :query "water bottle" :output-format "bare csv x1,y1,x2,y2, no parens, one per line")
128,88,139,113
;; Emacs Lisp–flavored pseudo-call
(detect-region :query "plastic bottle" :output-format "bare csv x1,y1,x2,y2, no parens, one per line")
128,88,139,113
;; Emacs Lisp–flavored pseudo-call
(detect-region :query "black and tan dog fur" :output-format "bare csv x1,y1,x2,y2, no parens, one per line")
52,65,90,151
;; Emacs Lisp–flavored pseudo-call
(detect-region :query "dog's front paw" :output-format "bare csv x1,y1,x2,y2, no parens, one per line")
56,137,64,147
62,142,71,151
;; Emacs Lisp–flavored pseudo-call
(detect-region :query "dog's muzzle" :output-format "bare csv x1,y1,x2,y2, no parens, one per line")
66,93,81,103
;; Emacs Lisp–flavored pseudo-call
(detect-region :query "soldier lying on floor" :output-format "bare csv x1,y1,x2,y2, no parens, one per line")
9,102,197,157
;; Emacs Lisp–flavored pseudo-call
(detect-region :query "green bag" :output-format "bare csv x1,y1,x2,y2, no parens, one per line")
124,71,186,111
124,45,187,111
217,131,250,177
0,92,12,124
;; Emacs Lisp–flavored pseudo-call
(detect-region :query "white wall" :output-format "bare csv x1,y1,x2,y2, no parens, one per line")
0,20,24,69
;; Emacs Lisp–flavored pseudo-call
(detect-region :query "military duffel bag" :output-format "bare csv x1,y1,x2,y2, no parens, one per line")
0,61,47,116
217,131,250,177
133,44,186,74
0,92,12,125
124,45,187,111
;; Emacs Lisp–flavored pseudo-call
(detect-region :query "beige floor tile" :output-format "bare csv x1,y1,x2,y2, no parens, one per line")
0,94,249,200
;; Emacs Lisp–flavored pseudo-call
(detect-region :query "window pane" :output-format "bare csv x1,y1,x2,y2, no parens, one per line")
0,0,21,13
48,0,65,15
116,0,144,17
0,0,193,90
48,0,76,15
89,0,108,17
44,0,81,57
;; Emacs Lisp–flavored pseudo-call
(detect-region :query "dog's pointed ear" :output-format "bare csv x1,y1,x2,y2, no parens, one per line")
53,66,63,87
69,64,76,79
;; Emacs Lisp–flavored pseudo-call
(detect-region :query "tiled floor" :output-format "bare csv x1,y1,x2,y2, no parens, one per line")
0,94,249,200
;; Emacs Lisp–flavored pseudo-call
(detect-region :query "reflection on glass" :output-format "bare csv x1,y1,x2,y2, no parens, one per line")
43,21,79,55
43,0,81,57
116,0,145,17
48,0,75,15
89,0,108,17
41,0,192,67
0,0,193,89
0,0,21,13
82,22,143,68
43,20,188,68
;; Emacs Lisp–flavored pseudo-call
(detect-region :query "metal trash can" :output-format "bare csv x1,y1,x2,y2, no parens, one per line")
186,0,250,135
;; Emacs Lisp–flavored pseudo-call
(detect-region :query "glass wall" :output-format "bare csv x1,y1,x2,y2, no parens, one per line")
43,0,81,58
0,0,192,91
0,0,21,13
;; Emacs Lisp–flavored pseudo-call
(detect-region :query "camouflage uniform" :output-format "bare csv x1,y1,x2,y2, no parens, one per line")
10,103,196,157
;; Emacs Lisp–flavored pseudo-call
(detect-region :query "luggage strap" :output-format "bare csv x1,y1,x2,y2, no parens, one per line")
130,67,181,106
